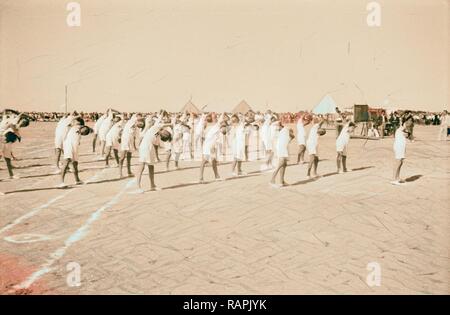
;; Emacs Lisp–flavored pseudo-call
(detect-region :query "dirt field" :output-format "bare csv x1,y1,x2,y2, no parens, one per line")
0,122,448,294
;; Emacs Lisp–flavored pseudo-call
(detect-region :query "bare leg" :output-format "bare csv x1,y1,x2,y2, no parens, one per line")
307,154,314,177
270,159,283,184
237,161,243,173
113,149,120,165
126,152,133,176
5,158,14,178
55,148,62,168
118,150,126,178
73,161,81,183
104,146,112,166
174,153,181,168
279,159,287,185
166,150,171,170
199,158,208,182
136,163,145,189
60,159,70,183
336,152,342,172
266,151,273,168
297,145,306,164
148,165,156,189
231,159,237,174
393,159,403,181
100,140,106,156
154,145,160,162
342,155,348,172
212,159,220,179
313,156,319,176
92,134,97,153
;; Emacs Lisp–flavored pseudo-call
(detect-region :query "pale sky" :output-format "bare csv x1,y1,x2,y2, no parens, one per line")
0,0,448,113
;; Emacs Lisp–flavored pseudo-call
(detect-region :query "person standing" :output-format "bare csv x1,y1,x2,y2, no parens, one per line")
296,114,311,164
270,126,294,187
402,111,415,141
306,117,325,178
57,118,92,188
438,110,449,141
391,125,409,185
336,122,356,173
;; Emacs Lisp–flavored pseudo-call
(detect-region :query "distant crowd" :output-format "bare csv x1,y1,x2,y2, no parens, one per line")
14,109,448,127
0,106,448,194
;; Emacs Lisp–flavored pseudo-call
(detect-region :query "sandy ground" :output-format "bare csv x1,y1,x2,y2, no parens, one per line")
0,122,448,295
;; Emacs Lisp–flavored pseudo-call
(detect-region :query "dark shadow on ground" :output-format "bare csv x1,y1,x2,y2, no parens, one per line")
162,180,213,190
289,166,375,186
5,186,75,195
162,171,264,191
351,166,375,172
289,177,319,186
17,156,49,161
405,175,423,182
13,163,52,169
85,176,129,185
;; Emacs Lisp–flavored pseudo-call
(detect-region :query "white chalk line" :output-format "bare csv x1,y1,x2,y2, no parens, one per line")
13,179,135,290
0,169,107,235
4,233,52,244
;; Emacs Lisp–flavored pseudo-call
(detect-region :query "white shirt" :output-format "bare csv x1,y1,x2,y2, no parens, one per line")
55,115,73,148
336,124,350,154
93,114,106,134
139,124,160,164
232,122,246,160
202,122,221,156
63,126,82,161
106,121,123,148
296,120,306,145
306,123,320,155
276,127,290,158
120,115,138,152
393,127,406,159
98,112,114,141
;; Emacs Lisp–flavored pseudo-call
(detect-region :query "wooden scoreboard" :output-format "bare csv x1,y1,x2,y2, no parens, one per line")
353,104,370,122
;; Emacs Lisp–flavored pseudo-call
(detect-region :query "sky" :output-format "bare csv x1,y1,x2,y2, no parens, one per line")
0,0,448,113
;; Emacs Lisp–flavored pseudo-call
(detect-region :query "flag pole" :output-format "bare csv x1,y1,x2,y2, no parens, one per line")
65,85,68,113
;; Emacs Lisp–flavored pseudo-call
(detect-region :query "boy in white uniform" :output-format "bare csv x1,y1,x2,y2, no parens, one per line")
270,126,295,187
169,118,184,169
1,128,21,180
54,113,75,170
296,114,311,164
336,122,356,173
392,125,410,185
92,112,107,153
57,118,92,187
119,113,143,178
97,109,115,158
0,110,29,179
306,117,325,178
181,115,193,160
194,113,206,159
260,113,279,171
104,115,123,167
230,115,247,176
199,114,227,183
437,110,449,141
133,117,172,193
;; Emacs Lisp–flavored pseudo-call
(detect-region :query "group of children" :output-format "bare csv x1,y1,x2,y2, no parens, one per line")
0,110,30,185
0,108,414,196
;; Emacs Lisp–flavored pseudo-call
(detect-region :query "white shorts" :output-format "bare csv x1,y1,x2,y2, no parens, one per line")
394,149,405,160
337,145,348,156
139,148,157,165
